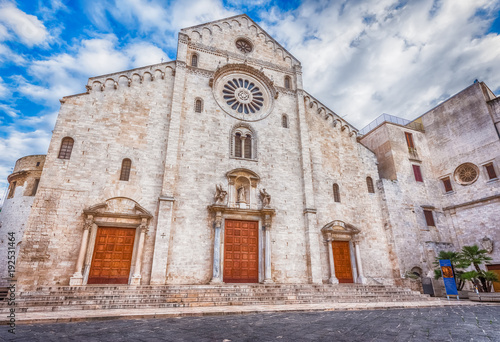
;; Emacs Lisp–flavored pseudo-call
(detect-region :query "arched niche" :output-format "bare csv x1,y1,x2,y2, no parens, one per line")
226,168,260,209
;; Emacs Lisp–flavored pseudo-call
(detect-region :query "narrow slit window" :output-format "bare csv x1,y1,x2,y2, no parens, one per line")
195,99,202,113
485,163,497,180
284,76,291,89
366,177,375,193
58,137,74,159
442,177,453,193
235,133,242,158
412,165,423,182
31,178,40,196
244,134,252,159
120,159,132,181
282,114,288,128
191,54,198,67
333,183,340,203
423,210,435,226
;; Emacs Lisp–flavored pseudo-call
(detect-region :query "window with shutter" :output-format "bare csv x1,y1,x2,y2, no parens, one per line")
442,177,453,192
405,132,414,149
413,165,423,182
366,177,375,193
423,210,435,226
485,163,497,180
333,183,340,202
58,137,74,159
120,159,132,181
195,99,202,113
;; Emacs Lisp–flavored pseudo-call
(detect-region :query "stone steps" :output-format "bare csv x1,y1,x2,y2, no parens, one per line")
1,284,435,313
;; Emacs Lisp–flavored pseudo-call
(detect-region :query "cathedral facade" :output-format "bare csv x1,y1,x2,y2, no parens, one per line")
1,15,499,293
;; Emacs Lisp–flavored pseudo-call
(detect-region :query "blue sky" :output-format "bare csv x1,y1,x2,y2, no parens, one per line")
1,0,500,199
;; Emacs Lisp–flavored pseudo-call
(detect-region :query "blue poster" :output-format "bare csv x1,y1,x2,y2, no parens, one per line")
439,259,458,296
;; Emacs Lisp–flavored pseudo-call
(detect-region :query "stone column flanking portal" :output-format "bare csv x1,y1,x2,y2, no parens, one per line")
326,237,339,284
131,219,148,285
69,216,93,286
210,210,223,284
263,214,273,283
353,238,367,284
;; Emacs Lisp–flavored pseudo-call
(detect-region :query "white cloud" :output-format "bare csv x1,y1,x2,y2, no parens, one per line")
262,0,500,128
0,2,49,47
125,42,167,67
0,76,9,98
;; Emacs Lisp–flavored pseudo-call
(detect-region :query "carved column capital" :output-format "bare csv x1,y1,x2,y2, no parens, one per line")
139,218,149,233
215,211,222,229
84,215,94,230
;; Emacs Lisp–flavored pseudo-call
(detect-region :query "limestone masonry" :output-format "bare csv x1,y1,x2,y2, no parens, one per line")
1,14,498,295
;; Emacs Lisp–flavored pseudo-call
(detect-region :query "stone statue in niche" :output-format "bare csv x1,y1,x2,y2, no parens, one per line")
214,184,227,205
481,236,494,253
237,186,246,203
260,188,271,208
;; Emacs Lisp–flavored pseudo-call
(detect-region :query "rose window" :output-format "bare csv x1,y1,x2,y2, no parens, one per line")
454,163,479,185
236,39,252,53
223,78,264,114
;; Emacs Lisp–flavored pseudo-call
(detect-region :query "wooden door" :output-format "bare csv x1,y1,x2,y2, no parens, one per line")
88,227,135,284
487,264,500,292
332,240,354,283
223,220,258,283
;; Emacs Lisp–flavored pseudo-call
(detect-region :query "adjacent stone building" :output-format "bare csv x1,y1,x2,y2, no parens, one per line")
0,15,498,293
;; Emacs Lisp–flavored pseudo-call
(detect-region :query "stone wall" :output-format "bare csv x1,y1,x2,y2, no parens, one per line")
0,155,45,284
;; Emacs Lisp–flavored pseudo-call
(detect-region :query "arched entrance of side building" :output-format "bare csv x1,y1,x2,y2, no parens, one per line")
69,197,153,286
321,220,366,284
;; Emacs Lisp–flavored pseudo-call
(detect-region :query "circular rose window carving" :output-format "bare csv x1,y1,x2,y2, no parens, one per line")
213,70,274,121
223,78,264,114
235,39,252,53
454,163,479,185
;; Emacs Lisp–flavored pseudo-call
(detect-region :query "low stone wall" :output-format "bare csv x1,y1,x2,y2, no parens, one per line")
469,292,500,302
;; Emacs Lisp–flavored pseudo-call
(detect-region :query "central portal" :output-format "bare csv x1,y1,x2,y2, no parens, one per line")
223,219,259,283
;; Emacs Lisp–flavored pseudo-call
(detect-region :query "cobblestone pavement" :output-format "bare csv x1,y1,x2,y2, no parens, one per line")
2,306,500,342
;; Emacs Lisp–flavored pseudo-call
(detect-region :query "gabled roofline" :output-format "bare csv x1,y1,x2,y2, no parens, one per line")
180,14,301,65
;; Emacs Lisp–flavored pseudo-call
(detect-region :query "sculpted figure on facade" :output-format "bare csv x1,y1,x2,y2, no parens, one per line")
237,186,246,203
260,188,271,208
214,184,227,205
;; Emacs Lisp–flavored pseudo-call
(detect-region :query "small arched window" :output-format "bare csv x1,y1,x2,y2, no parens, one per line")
195,99,202,113
366,177,375,193
191,54,198,67
120,158,132,181
333,183,340,203
282,114,288,128
284,76,291,89
58,137,74,159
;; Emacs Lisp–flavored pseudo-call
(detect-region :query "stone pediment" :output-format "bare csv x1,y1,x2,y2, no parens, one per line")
83,197,152,219
321,220,360,240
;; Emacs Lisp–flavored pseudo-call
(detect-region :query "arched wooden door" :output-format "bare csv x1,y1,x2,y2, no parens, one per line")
223,220,259,283
332,240,354,283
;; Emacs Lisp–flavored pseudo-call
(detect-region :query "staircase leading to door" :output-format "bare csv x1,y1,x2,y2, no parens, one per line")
0,284,437,313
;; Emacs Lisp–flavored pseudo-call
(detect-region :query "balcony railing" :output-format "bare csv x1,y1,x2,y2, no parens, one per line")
359,113,424,135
